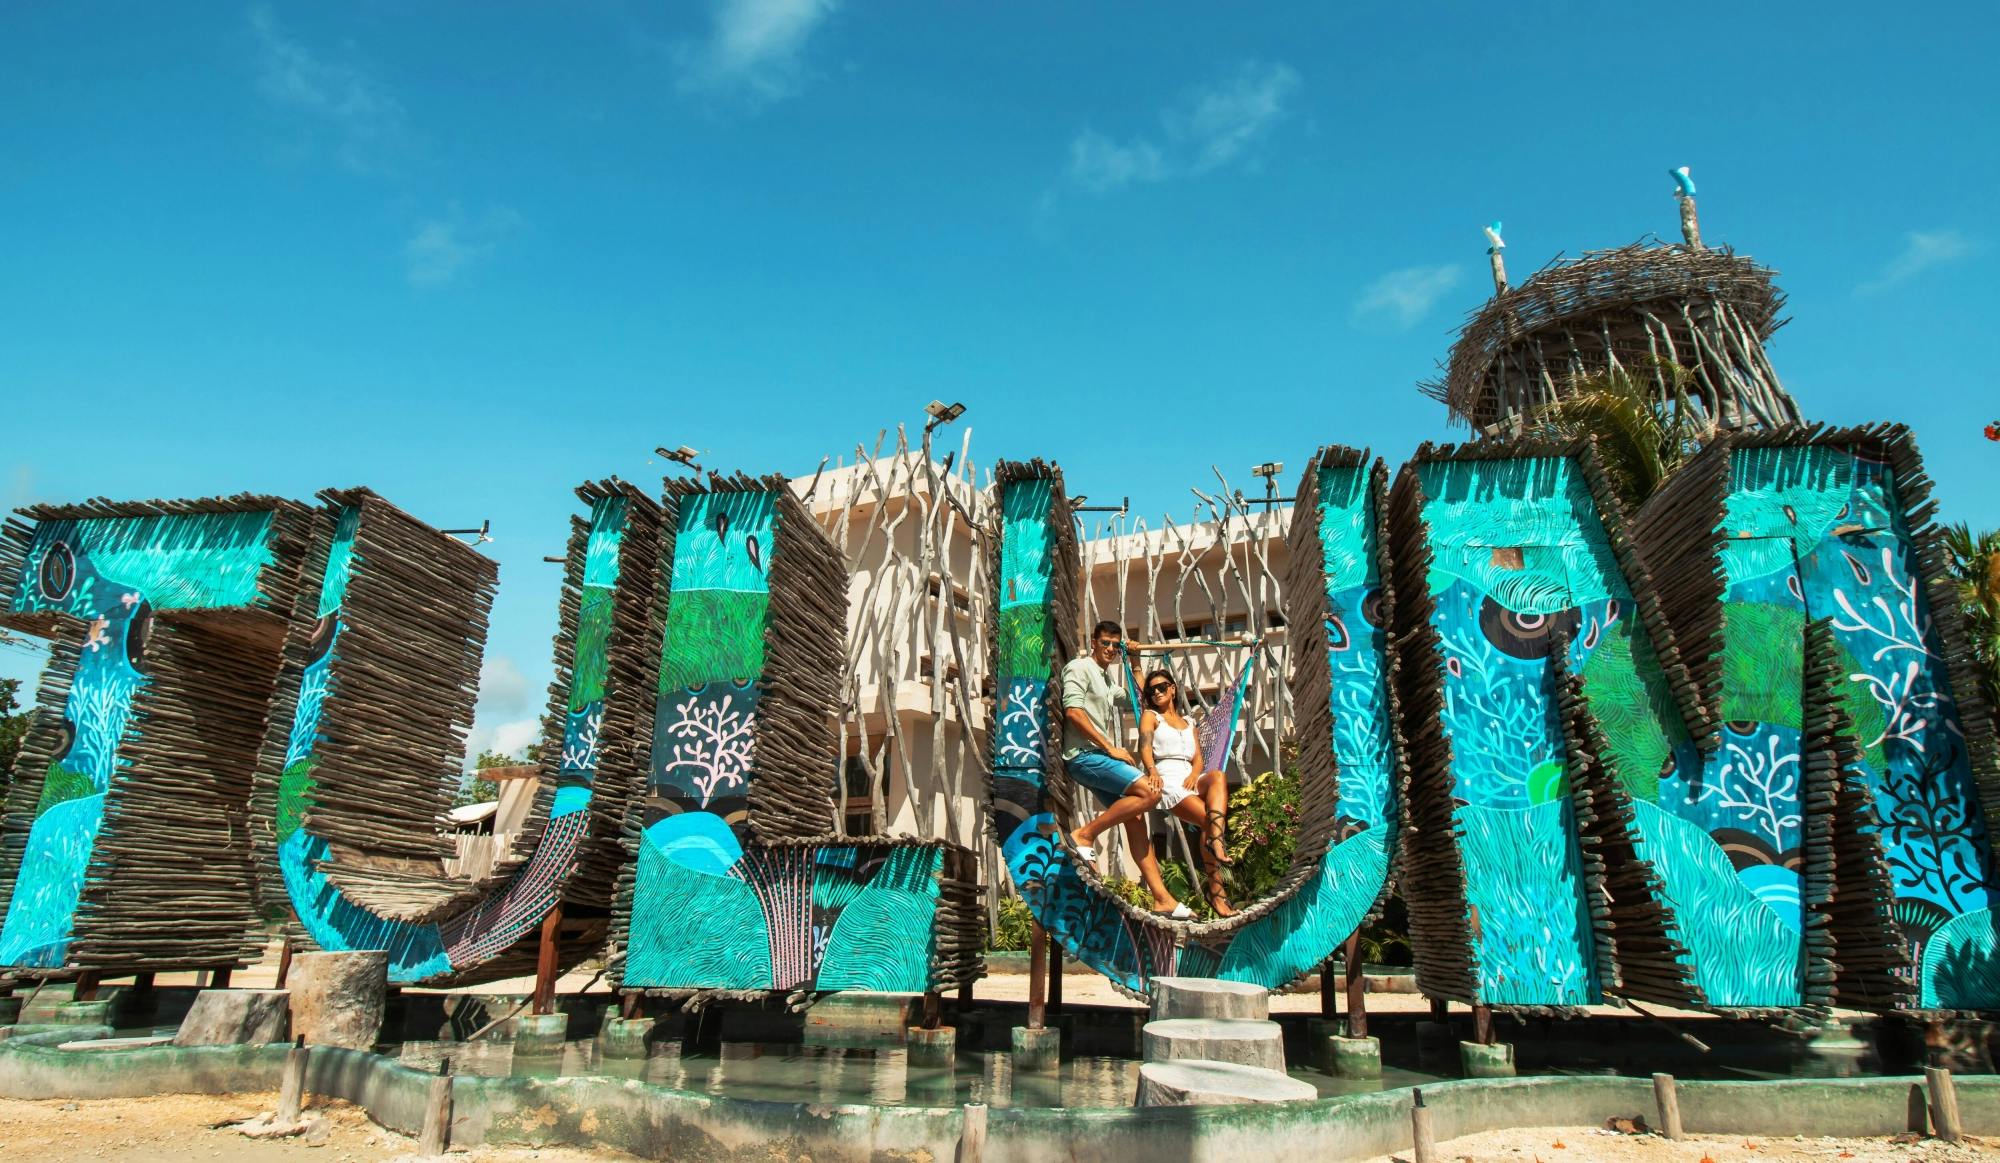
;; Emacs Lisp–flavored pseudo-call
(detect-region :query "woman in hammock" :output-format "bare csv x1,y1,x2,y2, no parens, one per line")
1137,669,1236,916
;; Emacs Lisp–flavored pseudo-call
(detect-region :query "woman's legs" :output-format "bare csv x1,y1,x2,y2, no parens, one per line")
1199,771,1231,864
1171,797,1235,916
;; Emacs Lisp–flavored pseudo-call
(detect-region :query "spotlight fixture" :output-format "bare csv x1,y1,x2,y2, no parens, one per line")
440,519,493,545
924,400,967,431
656,445,704,473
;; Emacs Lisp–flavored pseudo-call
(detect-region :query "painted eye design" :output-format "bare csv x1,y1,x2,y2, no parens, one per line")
307,613,339,664
125,601,155,672
1360,588,1385,628
747,535,763,574
1478,597,1580,660
714,510,730,540
1843,551,1871,585
1327,614,1351,651
1782,503,1798,524
38,541,76,602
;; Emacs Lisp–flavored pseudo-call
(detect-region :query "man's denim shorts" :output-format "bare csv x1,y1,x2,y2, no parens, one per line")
1066,750,1144,808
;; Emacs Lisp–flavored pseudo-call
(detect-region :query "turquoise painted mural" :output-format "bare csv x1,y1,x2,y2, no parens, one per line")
0,511,280,968
625,485,947,992
992,459,1397,995
274,496,627,981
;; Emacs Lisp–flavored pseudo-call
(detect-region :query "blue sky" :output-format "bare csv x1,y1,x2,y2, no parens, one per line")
3,1,1996,757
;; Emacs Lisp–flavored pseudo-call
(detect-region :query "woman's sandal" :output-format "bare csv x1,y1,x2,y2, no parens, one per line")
1150,902,1194,920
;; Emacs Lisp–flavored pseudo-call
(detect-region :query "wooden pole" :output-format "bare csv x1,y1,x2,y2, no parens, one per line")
1344,935,1368,1039
1471,1003,1494,1046
922,991,942,1030
211,967,232,989
1047,945,1064,1015
1652,1073,1683,1141
274,939,294,990
1319,953,1339,1020
1925,1066,1962,1144
1678,195,1703,251
73,971,100,1003
1027,921,1048,1031
958,1102,988,1163
131,971,155,994
532,905,562,1017
418,1059,454,1156
275,1037,309,1124
957,979,974,1007
1487,249,1508,297
620,991,642,1020
1410,1088,1437,1163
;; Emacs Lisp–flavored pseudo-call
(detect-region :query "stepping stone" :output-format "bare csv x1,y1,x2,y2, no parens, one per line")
1142,1017,1286,1072
290,951,387,1050
1148,977,1269,1021
1137,1060,1317,1106
175,989,290,1047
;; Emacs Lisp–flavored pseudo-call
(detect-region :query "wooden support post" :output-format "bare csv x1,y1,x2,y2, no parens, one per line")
1027,921,1048,1031
274,939,294,990
1472,1003,1494,1046
131,971,155,994
1344,933,1368,1039
922,991,942,1030
1410,1088,1436,1163
532,905,562,1017
621,991,642,1020
1652,1073,1683,1141
211,967,232,989
275,1037,310,1124
1429,996,1448,1021
73,971,100,1003
958,1101,988,1163
1923,1017,1948,1067
1047,945,1064,1015
418,1058,454,1156
957,979,974,1007
1319,953,1339,1020
1926,1066,1962,1144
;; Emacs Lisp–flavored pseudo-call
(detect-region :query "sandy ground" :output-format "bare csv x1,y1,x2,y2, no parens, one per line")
1364,1125,1998,1162
0,1092,639,1162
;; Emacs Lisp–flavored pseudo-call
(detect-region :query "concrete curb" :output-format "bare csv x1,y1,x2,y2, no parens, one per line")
2,1035,1995,1161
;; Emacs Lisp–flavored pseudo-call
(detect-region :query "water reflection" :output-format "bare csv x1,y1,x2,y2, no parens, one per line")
392,1038,1429,1109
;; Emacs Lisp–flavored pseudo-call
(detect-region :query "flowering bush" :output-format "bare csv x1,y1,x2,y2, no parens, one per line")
1225,768,1301,900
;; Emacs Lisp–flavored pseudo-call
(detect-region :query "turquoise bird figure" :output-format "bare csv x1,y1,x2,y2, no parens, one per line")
1483,221,1505,252
1670,166,1696,198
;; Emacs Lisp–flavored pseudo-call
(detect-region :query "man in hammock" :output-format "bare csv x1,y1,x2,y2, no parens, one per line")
1062,621,1192,919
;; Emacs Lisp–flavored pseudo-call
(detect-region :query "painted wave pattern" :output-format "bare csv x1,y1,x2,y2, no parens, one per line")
1,511,281,968
278,498,626,982
629,490,941,991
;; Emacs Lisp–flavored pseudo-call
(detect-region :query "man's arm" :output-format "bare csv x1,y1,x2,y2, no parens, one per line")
1064,705,1132,762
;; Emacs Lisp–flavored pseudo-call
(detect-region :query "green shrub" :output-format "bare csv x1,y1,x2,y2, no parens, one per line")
991,895,1034,951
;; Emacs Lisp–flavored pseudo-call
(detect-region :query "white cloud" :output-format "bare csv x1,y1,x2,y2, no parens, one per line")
1857,229,1978,295
404,205,524,287
1353,264,1464,329
466,655,542,766
1064,61,1300,194
1068,130,1166,194
247,5,408,173
675,0,837,106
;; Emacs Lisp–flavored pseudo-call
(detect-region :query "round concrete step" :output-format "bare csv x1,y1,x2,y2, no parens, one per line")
1142,1017,1286,1072
1136,1060,1317,1106
1148,976,1269,1021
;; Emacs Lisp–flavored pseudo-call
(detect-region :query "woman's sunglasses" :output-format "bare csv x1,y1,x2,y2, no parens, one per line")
1146,683,1174,695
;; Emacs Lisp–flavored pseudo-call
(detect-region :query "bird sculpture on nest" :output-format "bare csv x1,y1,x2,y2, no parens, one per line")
1670,166,1697,198
1984,419,2000,442
1483,221,1504,253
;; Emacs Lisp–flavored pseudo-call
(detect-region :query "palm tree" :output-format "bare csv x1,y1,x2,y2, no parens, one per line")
1524,359,1708,511
1943,523,2000,708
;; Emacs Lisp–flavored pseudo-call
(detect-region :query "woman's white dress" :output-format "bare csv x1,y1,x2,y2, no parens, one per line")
1149,716,1200,810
